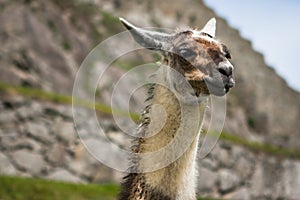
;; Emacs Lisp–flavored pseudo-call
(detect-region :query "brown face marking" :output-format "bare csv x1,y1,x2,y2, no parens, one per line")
194,37,230,66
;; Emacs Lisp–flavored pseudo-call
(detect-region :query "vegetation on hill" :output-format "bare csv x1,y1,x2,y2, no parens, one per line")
0,176,220,200
1,83,300,160
0,176,118,200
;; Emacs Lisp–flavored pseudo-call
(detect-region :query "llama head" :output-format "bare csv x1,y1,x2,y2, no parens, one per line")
120,17,235,97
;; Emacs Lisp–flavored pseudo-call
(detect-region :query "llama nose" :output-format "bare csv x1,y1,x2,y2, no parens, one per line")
218,62,233,77
227,78,235,88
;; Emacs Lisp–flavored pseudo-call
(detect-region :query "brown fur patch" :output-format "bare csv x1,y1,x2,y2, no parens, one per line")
194,37,228,65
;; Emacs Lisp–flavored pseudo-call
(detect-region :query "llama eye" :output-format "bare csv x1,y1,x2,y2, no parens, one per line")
221,44,231,59
179,49,196,59
225,52,231,59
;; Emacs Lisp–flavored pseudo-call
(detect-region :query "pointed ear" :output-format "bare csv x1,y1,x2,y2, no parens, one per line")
201,18,216,37
119,17,173,51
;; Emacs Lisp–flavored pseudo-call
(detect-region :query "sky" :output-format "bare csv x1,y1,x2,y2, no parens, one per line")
204,0,300,92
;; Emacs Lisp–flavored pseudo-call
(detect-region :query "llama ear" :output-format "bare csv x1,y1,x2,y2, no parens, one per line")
201,18,216,37
119,17,173,51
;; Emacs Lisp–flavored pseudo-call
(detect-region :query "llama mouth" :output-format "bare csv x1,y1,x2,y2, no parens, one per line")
204,76,235,96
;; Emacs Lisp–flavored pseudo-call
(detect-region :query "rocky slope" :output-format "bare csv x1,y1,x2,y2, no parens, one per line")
0,0,300,199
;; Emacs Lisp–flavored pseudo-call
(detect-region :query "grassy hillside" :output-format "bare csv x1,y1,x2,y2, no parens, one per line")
0,176,118,200
0,176,220,200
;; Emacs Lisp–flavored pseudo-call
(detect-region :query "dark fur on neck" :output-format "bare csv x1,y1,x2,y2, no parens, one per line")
117,83,173,200
118,173,171,200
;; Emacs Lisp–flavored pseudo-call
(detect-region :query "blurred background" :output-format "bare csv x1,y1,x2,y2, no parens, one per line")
0,0,299,199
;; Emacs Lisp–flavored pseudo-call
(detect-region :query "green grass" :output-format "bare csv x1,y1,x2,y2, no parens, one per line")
0,176,219,200
0,176,118,200
101,11,123,35
112,59,146,71
247,116,255,129
219,131,300,159
46,19,58,35
90,24,104,43
198,198,221,200
62,40,72,51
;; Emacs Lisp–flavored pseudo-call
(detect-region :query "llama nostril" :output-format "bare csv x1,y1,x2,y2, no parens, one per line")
218,67,231,77
218,66,232,77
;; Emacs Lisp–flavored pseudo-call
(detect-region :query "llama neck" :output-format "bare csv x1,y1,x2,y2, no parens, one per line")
135,84,207,200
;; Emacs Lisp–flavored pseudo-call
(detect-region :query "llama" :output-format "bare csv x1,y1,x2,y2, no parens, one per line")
117,17,235,200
